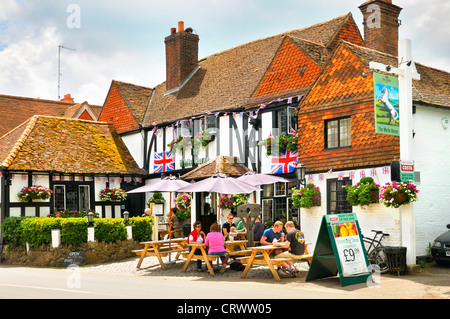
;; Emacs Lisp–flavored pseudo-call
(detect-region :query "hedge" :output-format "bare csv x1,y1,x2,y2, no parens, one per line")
1,216,153,247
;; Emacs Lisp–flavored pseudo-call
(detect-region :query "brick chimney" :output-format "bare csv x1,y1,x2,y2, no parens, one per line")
164,21,199,92
359,0,402,56
61,94,74,103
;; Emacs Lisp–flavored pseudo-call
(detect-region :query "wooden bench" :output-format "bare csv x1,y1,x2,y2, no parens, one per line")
134,238,188,269
238,255,293,266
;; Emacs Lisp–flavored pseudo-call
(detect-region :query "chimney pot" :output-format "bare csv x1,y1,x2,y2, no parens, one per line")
178,21,184,32
170,27,176,35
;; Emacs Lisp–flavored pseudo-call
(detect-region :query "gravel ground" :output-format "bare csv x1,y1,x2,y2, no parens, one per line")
79,255,311,280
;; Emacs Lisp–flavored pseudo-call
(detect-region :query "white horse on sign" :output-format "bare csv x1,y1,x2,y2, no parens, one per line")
377,86,399,124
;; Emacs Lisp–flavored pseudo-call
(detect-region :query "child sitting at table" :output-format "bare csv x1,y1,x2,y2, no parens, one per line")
228,226,240,241
205,223,228,273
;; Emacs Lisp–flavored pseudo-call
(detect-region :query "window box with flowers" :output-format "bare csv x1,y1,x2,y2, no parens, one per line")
99,188,127,202
259,133,298,156
292,183,321,209
18,185,53,202
380,180,419,208
343,177,380,207
174,192,191,221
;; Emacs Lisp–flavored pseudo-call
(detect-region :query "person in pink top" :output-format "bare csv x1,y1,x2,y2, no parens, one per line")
205,223,227,273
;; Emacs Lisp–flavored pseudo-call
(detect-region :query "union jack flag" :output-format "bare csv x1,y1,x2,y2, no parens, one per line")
370,168,377,177
153,151,174,173
349,171,355,180
290,127,298,136
382,166,390,175
319,173,324,181
338,172,344,180
271,149,298,174
360,170,366,178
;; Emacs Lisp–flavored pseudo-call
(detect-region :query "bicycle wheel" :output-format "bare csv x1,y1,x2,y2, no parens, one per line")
368,246,389,274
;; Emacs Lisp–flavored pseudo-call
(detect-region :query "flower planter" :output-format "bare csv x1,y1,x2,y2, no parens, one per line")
312,197,321,207
394,193,407,204
370,189,380,203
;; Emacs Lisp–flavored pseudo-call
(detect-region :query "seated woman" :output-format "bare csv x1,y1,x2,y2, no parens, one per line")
187,221,206,271
205,223,228,273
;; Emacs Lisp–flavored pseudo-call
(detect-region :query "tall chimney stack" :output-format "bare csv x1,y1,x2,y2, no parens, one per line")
165,21,199,92
359,0,402,56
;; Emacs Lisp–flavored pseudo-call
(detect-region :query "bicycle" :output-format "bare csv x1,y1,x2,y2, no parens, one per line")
362,230,390,274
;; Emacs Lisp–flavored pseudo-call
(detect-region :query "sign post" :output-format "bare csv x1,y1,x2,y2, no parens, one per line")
306,213,371,287
368,39,420,265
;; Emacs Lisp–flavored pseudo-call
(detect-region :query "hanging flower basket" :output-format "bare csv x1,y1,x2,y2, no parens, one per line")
259,133,298,156
380,180,419,208
344,177,380,207
174,192,191,221
18,185,52,202
292,184,321,209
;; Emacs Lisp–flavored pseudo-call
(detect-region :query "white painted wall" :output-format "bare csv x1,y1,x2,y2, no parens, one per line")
412,105,450,256
122,133,144,168
300,167,401,254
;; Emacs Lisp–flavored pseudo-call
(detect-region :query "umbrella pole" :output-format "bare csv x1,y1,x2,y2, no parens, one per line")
168,192,172,262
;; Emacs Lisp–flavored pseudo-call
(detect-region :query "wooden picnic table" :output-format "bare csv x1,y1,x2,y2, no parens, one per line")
240,245,290,281
134,238,188,269
182,243,217,276
239,242,313,281
224,240,247,252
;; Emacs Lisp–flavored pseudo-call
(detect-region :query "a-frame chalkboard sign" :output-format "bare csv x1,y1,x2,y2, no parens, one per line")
306,213,372,287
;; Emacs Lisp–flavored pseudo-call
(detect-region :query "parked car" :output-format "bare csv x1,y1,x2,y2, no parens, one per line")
431,224,450,266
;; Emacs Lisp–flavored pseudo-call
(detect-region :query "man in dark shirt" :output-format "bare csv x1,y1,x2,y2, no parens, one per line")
274,221,305,276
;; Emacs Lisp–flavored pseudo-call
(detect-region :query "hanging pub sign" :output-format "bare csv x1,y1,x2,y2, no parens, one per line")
306,213,372,287
374,72,399,136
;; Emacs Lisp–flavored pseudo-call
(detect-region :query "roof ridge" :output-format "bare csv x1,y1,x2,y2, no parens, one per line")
0,94,76,106
0,115,39,168
113,79,154,90
200,13,350,62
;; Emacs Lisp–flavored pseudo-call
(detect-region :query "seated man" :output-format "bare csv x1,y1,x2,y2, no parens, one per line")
274,221,305,277
260,221,285,255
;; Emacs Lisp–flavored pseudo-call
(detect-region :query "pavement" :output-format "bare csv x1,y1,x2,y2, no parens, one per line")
77,255,450,299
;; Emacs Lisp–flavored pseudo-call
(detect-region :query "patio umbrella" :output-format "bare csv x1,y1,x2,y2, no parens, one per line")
177,173,261,224
236,171,292,186
177,173,261,194
127,176,190,194
237,171,293,202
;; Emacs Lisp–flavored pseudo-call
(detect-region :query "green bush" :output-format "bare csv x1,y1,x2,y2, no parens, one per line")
1,216,153,246
1,216,28,246
61,218,88,245
130,216,153,241
94,218,127,242
21,217,61,247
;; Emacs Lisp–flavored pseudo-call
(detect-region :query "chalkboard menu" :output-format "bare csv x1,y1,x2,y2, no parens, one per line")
62,251,85,267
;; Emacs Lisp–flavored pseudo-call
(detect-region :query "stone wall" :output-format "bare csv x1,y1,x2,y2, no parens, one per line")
1,240,144,267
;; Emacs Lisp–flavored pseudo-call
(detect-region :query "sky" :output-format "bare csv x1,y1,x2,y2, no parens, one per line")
0,0,449,106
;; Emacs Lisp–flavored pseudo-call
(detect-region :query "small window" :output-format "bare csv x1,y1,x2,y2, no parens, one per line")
325,117,351,149
200,116,217,133
276,107,297,135
327,178,352,214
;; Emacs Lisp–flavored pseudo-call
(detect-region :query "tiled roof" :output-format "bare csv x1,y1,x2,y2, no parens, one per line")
0,94,102,137
0,115,146,175
181,156,250,181
141,13,358,127
99,80,153,134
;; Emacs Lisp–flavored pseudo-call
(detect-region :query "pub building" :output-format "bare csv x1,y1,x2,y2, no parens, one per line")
1,1,448,263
